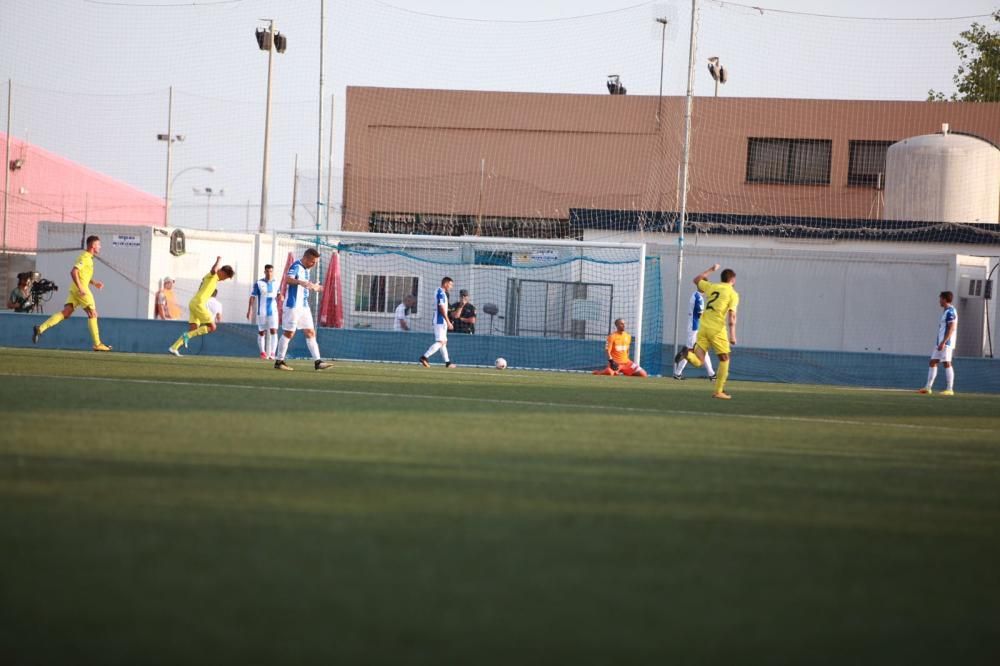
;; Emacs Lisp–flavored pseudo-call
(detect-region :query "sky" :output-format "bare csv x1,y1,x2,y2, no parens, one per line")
1,0,996,231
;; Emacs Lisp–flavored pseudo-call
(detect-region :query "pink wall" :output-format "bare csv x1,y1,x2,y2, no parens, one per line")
1,132,164,251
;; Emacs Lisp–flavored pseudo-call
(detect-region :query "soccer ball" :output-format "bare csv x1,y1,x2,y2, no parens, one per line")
495,357,507,370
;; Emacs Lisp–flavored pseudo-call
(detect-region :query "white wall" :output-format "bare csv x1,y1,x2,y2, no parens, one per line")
36,223,269,321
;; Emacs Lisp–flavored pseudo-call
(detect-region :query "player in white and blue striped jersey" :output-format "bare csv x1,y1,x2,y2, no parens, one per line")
247,264,282,360
918,290,958,395
273,248,332,371
419,277,456,368
673,290,716,380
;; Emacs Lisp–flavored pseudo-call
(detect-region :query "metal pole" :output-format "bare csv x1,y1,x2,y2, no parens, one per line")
673,0,698,363
476,157,484,235
635,245,647,368
2,79,12,276
291,153,299,228
164,85,173,227
656,18,668,126
316,0,325,232
325,95,334,231
259,20,276,233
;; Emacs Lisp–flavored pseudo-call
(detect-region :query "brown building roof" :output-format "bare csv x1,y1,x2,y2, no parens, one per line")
343,87,1000,233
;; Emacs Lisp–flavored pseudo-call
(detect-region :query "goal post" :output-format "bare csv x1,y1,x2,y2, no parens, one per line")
270,229,661,373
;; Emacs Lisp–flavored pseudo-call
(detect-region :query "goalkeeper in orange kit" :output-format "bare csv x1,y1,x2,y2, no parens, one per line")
593,318,648,377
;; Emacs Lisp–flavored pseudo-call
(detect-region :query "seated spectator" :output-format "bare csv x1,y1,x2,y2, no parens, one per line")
394,294,416,331
155,276,181,319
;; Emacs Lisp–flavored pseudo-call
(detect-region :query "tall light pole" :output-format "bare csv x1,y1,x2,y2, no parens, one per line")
193,186,225,229
656,17,669,126
255,20,287,234
672,0,699,365
157,85,186,227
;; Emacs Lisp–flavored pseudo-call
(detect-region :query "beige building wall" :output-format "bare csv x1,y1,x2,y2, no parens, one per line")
343,87,1000,231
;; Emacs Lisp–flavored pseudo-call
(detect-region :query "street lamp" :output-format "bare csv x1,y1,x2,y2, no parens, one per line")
707,56,728,96
193,186,225,230
255,19,287,234
157,86,186,227
171,165,215,192
656,17,669,125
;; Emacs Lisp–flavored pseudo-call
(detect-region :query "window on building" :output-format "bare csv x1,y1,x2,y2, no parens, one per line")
354,275,419,314
848,140,893,188
747,138,832,185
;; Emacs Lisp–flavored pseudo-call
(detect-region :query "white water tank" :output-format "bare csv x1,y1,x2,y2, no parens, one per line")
884,125,1000,224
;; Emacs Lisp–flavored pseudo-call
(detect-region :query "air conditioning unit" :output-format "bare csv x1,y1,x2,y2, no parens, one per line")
959,277,992,299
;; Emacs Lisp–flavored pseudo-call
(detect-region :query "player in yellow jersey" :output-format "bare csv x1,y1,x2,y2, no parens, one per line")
168,256,234,356
593,318,648,377
32,235,112,351
674,263,739,399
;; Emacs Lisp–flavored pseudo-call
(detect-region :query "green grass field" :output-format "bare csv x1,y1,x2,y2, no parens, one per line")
1,347,998,665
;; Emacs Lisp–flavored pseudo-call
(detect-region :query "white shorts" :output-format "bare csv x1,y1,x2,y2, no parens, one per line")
256,313,279,331
283,307,315,333
930,346,954,362
686,329,698,348
433,323,448,343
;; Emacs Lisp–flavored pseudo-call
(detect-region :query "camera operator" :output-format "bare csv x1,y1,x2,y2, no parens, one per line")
7,273,32,312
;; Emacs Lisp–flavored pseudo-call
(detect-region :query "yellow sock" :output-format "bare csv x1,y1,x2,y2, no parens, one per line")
714,359,730,394
39,312,65,333
686,351,702,368
87,318,102,346
170,336,184,351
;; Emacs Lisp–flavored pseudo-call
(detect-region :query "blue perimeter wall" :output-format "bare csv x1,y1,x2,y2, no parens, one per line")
2,313,999,394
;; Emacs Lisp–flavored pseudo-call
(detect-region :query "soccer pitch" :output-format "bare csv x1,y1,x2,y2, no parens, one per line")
1,348,998,664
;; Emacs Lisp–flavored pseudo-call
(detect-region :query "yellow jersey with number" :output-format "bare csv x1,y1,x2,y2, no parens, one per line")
70,251,94,296
191,272,219,307
697,279,739,331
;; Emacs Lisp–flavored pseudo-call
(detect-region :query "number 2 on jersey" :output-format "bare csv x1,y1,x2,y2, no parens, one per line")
706,291,721,310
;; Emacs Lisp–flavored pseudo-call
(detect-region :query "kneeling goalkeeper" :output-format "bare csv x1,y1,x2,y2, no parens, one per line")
593,318,647,377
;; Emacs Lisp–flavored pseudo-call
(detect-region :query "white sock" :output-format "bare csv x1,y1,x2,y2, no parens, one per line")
306,336,321,361
945,367,954,390
440,345,450,363
424,342,442,358
268,332,278,358
703,354,715,376
926,366,938,388
257,334,266,355
675,359,687,375
276,335,290,361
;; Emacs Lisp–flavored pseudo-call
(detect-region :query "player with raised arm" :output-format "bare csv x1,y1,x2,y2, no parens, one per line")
673,289,716,381
674,263,739,399
32,235,112,351
917,291,958,396
274,248,332,371
248,264,282,359
419,277,456,368
593,318,647,377
168,256,234,356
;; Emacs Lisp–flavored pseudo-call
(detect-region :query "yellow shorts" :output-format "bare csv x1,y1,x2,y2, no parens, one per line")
189,301,213,326
696,325,731,355
65,289,96,310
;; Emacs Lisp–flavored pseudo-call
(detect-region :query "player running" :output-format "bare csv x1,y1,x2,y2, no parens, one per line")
32,235,112,351
673,289,716,381
419,277,456,368
247,264,282,360
273,248,332,371
674,263,739,399
917,291,958,396
167,256,234,356
593,318,648,377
